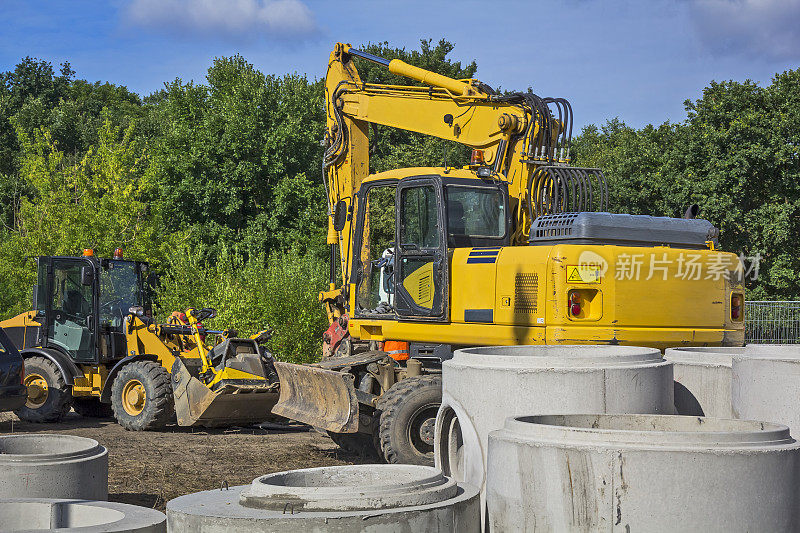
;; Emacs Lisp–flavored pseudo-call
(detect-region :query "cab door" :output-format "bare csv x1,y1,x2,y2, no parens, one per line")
43,258,98,363
394,177,448,320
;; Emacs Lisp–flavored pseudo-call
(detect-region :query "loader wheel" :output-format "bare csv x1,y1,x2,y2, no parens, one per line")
111,361,174,431
72,397,113,418
377,375,441,466
14,357,71,423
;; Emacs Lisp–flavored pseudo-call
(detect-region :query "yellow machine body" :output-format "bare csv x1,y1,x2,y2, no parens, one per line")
1,256,277,428
351,237,743,350
341,169,743,349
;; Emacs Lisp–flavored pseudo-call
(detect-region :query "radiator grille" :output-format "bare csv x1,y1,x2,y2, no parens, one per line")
514,273,538,314
418,274,431,303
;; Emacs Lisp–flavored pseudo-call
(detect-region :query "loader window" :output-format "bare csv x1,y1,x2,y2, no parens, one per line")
48,260,95,361
356,184,396,315
100,261,140,329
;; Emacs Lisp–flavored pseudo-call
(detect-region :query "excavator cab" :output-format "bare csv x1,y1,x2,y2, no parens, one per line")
355,175,509,319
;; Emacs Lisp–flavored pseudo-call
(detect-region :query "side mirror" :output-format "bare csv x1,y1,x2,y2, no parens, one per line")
81,266,94,286
333,199,348,232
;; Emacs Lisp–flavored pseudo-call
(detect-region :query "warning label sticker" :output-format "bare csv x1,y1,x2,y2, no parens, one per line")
566,265,602,284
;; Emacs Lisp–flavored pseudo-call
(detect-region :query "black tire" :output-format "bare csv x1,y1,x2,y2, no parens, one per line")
111,361,174,431
14,356,71,422
376,375,442,465
327,431,380,458
72,397,114,418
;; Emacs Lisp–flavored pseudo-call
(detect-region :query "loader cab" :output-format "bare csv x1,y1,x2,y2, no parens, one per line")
32,255,151,364
353,170,510,321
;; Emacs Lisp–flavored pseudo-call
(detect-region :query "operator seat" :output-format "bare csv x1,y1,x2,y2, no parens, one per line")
447,200,467,247
63,290,84,316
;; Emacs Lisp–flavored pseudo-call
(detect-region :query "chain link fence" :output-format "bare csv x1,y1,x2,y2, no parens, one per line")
745,301,800,344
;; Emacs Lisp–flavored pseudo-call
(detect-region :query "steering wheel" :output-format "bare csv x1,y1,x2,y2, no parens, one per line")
190,308,217,322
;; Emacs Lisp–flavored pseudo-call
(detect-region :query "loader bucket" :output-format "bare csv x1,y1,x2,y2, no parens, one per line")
271,361,359,433
170,359,278,428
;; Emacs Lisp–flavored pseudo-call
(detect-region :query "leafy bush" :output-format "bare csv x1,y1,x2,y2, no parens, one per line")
155,245,327,364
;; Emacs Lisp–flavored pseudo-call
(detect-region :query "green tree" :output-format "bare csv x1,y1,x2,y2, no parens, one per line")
573,69,800,298
144,56,326,259
0,116,172,320
0,58,143,229
154,245,327,363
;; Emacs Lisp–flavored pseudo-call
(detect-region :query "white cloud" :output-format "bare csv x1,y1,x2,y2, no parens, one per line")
688,0,800,61
125,0,319,40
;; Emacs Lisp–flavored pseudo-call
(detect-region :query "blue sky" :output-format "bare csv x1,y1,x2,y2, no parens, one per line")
1,0,798,131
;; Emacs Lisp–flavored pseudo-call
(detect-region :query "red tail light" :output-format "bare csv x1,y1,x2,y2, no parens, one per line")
569,291,581,316
731,294,742,320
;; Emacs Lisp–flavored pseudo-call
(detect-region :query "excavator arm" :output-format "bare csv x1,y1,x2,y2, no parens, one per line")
319,42,604,314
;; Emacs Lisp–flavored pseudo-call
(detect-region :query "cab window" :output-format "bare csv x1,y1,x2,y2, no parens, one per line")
356,185,396,315
100,261,140,329
401,185,440,249
446,185,506,247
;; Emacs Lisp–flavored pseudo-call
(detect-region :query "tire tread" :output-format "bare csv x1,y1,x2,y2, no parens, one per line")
111,360,174,431
376,374,441,465
14,356,71,423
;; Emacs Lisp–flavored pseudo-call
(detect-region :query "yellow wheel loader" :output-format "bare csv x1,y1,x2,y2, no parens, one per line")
1,251,278,430
271,43,746,465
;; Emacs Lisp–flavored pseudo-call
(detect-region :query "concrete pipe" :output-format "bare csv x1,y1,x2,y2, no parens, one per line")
733,344,800,436
487,414,800,532
434,345,673,512
167,464,480,532
664,346,743,417
0,434,108,500
0,498,166,532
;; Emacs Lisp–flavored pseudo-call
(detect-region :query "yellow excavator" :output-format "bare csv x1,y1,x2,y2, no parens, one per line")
272,43,745,465
1,250,278,429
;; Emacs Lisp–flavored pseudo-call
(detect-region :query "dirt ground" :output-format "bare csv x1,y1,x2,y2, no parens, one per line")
0,411,369,511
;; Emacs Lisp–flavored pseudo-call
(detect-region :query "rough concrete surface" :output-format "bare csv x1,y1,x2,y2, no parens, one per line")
733,344,800,437
664,346,742,417
435,344,674,523
0,434,108,500
487,414,800,532
0,498,166,532
167,465,480,532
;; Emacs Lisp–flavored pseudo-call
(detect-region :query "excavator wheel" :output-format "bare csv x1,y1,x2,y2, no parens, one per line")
376,375,442,466
72,397,114,418
111,361,174,431
14,356,72,423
